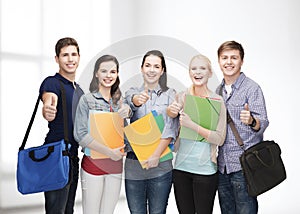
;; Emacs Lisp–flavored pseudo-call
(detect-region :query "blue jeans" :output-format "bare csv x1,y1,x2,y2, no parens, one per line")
218,170,258,214
125,171,172,214
44,156,79,214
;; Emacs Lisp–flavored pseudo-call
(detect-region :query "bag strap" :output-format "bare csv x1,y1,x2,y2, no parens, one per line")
19,95,41,151
218,86,245,150
19,80,69,151
59,81,69,145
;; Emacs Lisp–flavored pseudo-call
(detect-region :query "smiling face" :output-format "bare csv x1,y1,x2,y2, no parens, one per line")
189,56,212,87
55,45,80,78
141,54,164,89
96,60,118,89
218,49,243,82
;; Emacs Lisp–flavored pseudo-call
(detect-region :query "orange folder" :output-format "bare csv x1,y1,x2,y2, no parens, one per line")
124,112,171,168
89,111,124,159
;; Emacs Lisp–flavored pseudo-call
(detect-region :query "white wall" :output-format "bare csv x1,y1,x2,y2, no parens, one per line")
0,0,111,210
109,2,299,212
1,0,299,213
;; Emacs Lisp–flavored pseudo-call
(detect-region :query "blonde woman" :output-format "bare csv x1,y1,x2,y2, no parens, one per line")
167,54,226,214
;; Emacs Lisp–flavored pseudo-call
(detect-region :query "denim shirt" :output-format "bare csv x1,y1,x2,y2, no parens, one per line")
73,92,121,148
216,73,269,174
124,85,179,152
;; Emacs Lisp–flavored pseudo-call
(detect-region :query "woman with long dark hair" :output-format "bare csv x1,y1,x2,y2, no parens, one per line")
124,50,178,214
74,55,130,213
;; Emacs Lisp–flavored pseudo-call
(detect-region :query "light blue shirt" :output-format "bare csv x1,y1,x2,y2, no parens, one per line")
175,139,217,175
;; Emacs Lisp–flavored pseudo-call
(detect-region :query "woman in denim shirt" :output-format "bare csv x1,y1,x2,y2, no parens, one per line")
74,55,130,214
124,50,178,214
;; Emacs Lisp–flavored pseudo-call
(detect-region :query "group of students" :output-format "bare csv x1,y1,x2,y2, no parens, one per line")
40,37,269,214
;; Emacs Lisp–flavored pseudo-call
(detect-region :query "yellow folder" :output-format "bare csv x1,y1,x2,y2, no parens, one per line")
124,112,172,168
88,111,124,159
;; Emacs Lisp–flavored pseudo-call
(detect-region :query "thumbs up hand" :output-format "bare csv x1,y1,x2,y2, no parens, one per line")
240,103,253,125
167,101,182,118
42,92,58,122
131,83,150,106
179,111,194,129
118,99,131,119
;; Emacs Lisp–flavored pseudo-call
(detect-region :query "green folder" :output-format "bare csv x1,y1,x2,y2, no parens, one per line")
152,111,173,162
179,94,221,141
152,112,164,133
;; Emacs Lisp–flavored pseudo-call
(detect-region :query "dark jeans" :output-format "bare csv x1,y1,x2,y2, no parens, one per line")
218,170,258,214
44,156,79,214
125,171,173,214
173,169,218,214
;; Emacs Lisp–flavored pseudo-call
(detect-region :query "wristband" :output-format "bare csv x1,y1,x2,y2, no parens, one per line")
249,117,257,127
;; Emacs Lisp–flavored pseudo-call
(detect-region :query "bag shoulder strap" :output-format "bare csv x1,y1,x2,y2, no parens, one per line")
218,85,245,149
59,81,69,145
19,80,68,151
19,95,41,151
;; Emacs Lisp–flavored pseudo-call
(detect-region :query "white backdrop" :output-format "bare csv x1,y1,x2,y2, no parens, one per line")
110,1,300,213
0,0,299,213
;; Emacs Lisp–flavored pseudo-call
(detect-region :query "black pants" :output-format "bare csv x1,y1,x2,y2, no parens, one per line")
173,169,218,214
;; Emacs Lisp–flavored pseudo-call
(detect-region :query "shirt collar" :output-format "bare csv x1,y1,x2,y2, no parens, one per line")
92,91,104,99
91,91,113,105
221,72,246,90
233,72,246,89
54,73,78,86
139,84,162,95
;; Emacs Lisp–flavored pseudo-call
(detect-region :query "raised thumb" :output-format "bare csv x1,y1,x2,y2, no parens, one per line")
144,83,148,93
51,95,57,106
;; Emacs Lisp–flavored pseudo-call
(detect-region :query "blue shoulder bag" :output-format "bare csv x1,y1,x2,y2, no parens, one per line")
17,81,71,194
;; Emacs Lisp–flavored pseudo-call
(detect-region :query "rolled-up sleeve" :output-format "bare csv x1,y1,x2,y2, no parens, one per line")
161,117,178,140
124,87,140,112
73,96,94,148
161,89,179,140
